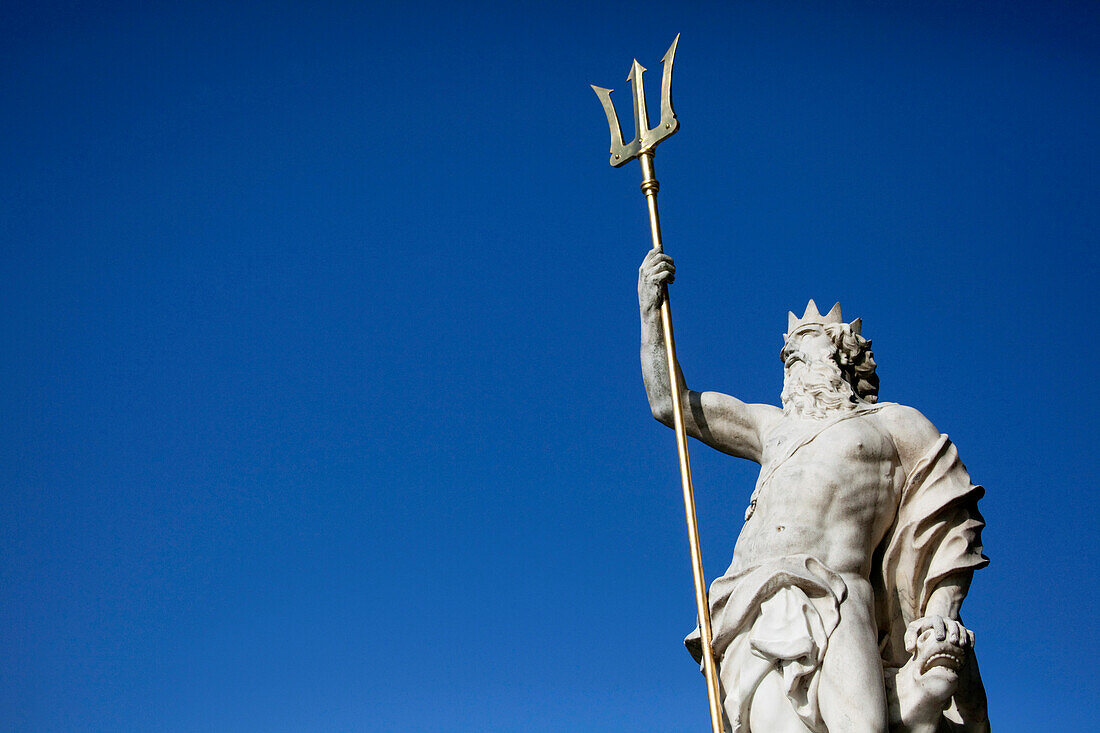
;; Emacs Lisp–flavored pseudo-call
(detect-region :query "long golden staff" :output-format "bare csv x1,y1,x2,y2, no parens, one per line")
592,35,723,733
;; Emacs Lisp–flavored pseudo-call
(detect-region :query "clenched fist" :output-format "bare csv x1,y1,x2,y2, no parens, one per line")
638,249,675,314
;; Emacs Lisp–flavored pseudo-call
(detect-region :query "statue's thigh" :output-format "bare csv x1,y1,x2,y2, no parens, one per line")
817,604,888,733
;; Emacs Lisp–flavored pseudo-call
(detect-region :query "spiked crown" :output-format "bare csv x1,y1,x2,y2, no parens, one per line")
784,299,862,341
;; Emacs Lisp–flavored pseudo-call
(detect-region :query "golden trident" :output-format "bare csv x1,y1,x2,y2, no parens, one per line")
592,35,723,733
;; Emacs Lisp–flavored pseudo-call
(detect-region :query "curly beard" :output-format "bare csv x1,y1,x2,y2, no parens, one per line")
781,356,858,419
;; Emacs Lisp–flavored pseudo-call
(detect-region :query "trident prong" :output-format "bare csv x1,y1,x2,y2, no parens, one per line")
591,33,679,167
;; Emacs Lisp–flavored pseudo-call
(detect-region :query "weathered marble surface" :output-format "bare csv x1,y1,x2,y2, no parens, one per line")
638,251,989,733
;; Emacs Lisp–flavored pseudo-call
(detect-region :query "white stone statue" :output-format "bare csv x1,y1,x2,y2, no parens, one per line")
638,251,989,733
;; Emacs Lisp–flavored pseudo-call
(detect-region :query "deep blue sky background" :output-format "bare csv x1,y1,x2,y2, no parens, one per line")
3,1,1098,730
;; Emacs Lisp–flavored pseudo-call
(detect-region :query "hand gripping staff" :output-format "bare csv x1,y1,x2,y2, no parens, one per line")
592,36,723,733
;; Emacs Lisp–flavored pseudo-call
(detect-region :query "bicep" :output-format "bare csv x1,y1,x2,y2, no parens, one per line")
682,390,779,462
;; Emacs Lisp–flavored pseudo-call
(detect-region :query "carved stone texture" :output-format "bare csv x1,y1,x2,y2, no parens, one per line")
638,250,989,733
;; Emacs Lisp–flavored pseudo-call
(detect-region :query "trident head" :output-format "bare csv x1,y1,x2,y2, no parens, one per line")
591,34,680,167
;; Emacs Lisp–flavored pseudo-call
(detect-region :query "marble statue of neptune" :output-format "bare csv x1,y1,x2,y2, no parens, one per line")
638,251,989,733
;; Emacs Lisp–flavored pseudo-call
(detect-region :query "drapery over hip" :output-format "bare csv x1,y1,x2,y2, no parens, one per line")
686,555,848,733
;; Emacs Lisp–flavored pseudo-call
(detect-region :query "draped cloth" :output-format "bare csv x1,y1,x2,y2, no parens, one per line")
686,556,847,732
686,421,989,732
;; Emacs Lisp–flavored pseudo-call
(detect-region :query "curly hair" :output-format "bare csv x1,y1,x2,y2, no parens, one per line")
822,322,879,403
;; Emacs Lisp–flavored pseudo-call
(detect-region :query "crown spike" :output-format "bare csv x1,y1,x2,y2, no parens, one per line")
785,299,850,340
850,318,862,335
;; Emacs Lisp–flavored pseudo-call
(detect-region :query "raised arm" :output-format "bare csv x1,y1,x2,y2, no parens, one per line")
638,250,780,463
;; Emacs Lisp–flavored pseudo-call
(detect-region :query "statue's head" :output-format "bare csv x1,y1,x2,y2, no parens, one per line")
780,300,879,418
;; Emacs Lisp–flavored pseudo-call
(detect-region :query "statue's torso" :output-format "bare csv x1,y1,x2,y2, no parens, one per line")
731,412,904,579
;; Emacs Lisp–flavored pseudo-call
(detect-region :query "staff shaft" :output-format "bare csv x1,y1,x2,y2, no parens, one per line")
638,151,723,733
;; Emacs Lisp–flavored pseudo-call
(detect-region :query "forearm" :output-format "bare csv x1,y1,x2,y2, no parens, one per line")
924,574,971,619
640,294,683,425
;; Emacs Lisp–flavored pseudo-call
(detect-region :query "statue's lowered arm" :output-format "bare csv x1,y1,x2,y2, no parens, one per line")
878,405,987,634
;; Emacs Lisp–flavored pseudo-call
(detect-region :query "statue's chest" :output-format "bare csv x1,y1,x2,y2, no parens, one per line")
744,418,897,534
760,416,896,484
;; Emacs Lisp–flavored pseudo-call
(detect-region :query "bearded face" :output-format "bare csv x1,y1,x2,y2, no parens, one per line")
780,329,858,419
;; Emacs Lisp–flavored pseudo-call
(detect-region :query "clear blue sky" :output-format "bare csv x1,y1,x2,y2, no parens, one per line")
3,1,1097,730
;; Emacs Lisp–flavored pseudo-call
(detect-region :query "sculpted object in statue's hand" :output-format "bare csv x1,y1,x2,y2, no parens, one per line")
888,616,974,732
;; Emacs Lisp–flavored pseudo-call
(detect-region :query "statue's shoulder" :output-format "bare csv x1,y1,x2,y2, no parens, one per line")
869,402,944,472
872,401,938,428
